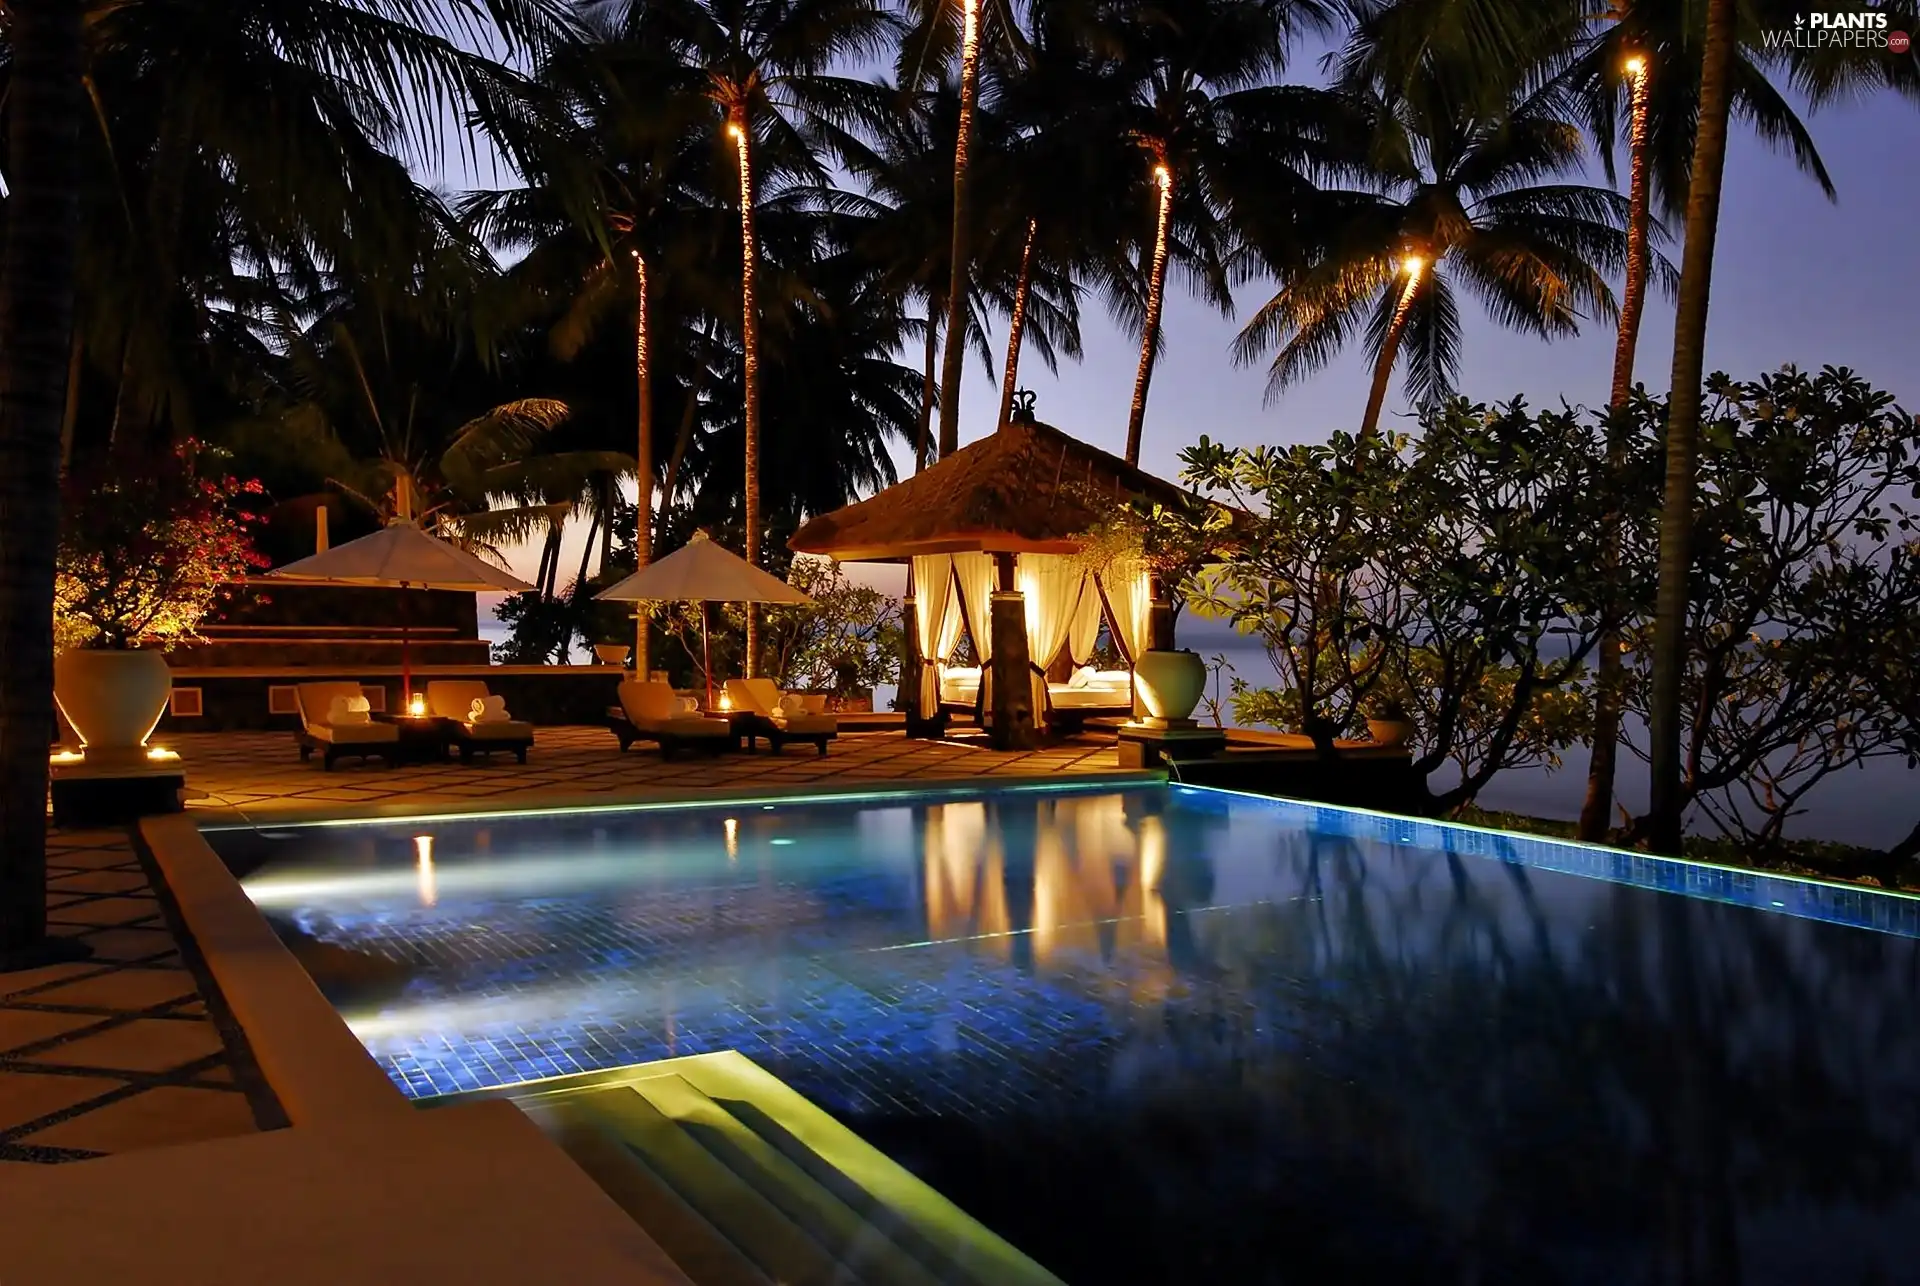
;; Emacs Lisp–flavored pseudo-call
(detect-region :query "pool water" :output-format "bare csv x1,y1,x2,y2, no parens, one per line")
221,784,1920,1285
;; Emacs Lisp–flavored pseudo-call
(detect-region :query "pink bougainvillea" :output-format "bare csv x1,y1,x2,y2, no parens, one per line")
56,440,269,650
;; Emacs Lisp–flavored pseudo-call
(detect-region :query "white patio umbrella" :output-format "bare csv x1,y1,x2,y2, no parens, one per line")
596,530,809,709
267,519,532,708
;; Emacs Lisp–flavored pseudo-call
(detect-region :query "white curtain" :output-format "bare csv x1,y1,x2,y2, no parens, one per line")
1096,557,1152,663
1067,575,1102,664
1018,554,1086,720
910,554,962,714
952,552,997,714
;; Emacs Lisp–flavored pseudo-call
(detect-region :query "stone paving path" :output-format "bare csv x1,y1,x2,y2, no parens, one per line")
0,830,281,1167
174,725,1127,821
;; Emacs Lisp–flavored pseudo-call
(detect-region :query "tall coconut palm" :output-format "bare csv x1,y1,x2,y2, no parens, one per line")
898,0,1025,459
598,0,896,675
0,0,86,964
1038,0,1340,466
1234,71,1635,447
1534,0,1855,840
1646,0,1738,855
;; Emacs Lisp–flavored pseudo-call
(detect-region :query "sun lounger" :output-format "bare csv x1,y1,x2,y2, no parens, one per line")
427,681,535,764
294,681,400,771
607,680,733,759
724,679,838,755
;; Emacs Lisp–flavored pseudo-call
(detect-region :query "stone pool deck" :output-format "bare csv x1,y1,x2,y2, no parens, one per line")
173,724,1127,822
0,829,281,1169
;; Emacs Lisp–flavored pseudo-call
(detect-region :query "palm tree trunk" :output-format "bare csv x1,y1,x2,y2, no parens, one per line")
935,0,982,460
59,329,82,472
1580,65,1655,842
658,317,715,551
1124,165,1173,466
632,251,653,675
1357,268,1423,448
731,110,765,677
0,0,85,962
997,220,1038,432
1647,0,1738,855
917,308,939,471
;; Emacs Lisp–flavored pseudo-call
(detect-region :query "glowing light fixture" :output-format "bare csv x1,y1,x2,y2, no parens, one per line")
146,747,179,762
718,691,732,711
724,817,739,860
1401,254,1426,279
1623,54,1646,77
726,122,744,141
51,750,84,764
408,694,427,718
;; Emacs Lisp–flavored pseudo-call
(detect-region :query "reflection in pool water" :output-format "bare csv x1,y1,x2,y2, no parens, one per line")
222,785,1920,1285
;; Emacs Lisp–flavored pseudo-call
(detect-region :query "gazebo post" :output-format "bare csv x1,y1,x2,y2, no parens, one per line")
988,552,1037,750
900,560,932,738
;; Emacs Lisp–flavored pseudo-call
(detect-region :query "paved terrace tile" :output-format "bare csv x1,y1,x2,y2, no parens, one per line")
172,725,1126,821
0,831,284,1167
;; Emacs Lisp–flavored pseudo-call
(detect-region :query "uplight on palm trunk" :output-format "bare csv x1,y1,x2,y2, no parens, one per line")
1580,51,1654,842
936,0,982,459
1357,254,1426,448
728,115,764,677
1123,161,1175,466
632,248,653,677
997,219,1039,429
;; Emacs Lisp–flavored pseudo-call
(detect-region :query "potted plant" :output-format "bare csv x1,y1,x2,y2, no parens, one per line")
55,440,265,764
1364,695,1416,747
1071,495,1228,726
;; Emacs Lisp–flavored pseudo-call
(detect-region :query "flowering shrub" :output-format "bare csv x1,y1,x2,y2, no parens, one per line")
56,440,268,650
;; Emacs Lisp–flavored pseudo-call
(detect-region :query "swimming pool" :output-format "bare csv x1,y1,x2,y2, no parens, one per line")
219,783,1920,1285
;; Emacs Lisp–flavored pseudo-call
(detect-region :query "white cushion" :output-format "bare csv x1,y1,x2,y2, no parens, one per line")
310,720,398,745
1068,666,1095,690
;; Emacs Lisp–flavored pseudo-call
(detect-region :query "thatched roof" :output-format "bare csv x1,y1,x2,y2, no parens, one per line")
788,417,1195,562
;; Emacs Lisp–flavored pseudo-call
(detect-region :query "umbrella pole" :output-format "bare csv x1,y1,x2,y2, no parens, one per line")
702,602,713,711
401,587,413,712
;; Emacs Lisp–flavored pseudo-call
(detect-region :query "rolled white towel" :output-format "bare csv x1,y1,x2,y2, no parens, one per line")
469,695,511,724
777,693,808,715
676,696,700,715
328,695,372,725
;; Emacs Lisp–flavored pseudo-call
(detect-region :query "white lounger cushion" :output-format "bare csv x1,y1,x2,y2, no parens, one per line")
296,682,398,745
725,679,838,736
618,681,729,736
427,682,534,741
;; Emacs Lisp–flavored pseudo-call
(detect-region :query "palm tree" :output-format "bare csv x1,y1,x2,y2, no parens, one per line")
1552,0,1902,840
1234,71,1632,448
898,0,1024,459
1646,0,1738,855
1041,0,1340,466
598,0,896,675
0,0,86,965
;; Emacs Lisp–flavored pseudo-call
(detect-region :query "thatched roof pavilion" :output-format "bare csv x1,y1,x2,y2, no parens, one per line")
788,414,1192,562
789,409,1206,749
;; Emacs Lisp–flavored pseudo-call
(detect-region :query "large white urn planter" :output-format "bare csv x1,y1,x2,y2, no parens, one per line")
1133,649,1206,727
54,649,172,766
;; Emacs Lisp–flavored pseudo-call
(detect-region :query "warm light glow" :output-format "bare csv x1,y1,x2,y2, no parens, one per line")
1624,54,1646,77
723,817,738,860
718,691,732,711
726,122,744,142
146,747,179,762
414,835,436,908
1153,164,1171,189
51,750,84,764
408,694,426,717
1400,254,1426,278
